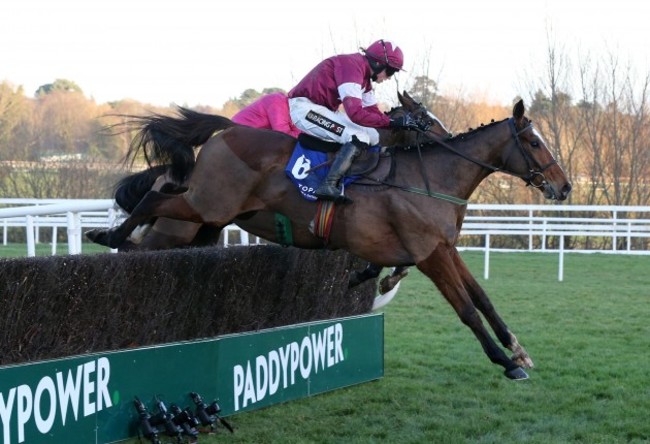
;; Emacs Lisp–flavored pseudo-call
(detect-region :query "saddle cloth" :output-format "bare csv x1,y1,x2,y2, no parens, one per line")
285,141,380,201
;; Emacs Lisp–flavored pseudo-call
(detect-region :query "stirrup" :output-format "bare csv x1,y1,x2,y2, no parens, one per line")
314,186,353,205
314,183,340,198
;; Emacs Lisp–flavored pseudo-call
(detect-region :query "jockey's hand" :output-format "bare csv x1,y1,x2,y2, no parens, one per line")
416,120,431,132
389,113,421,131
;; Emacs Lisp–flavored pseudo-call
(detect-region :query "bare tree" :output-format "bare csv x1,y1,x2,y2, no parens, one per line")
525,31,582,204
577,52,650,206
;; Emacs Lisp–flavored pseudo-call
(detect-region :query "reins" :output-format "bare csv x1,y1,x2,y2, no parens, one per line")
369,116,556,204
382,103,467,205
411,118,557,188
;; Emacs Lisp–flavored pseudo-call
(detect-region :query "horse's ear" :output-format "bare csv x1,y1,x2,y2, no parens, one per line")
397,90,405,105
513,99,525,120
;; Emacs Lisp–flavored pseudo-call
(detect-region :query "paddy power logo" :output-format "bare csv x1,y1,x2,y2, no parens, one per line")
233,323,345,411
0,357,112,444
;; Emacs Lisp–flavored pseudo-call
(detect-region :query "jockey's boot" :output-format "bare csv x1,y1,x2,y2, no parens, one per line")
314,141,361,204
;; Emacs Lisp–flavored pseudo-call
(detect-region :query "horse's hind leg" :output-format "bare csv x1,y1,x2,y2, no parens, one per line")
348,262,383,288
139,219,205,250
450,248,534,369
417,244,527,380
349,264,409,294
379,266,409,294
88,191,204,248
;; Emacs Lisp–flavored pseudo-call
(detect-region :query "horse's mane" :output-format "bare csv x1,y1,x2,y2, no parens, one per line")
414,117,510,150
448,117,508,141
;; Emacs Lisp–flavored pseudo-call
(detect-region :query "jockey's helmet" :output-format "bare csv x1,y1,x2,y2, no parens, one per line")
363,39,404,75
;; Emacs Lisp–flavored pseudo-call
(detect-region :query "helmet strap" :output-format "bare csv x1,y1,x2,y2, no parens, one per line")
366,56,386,81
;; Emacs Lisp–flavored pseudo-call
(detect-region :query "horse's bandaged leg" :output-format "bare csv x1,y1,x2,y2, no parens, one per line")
127,224,152,244
508,332,534,369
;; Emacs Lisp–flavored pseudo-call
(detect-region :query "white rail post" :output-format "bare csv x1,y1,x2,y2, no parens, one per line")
51,226,58,255
26,215,36,257
240,230,249,246
528,209,534,250
484,233,490,280
626,221,632,252
612,210,617,251
222,225,230,247
67,211,81,254
558,235,565,282
34,216,40,244
76,213,83,253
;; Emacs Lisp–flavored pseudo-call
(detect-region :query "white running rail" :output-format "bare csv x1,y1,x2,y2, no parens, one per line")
0,199,118,256
1,200,649,281
0,198,257,256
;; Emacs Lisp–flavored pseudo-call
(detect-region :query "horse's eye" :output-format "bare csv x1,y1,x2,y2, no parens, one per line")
530,141,540,148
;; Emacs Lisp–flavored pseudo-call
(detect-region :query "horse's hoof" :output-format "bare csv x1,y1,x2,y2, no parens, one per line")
85,229,110,246
348,271,361,288
504,367,529,380
379,269,409,294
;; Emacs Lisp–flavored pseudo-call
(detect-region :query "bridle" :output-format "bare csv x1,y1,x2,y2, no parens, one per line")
504,118,557,188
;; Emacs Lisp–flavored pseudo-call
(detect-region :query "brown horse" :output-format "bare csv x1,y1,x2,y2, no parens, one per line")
89,99,571,379
113,91,448,293
115,165,409,296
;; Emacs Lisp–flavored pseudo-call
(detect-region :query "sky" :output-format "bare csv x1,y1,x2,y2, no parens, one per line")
1,0,649,108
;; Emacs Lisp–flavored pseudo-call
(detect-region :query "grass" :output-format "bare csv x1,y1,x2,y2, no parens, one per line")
0,241,111,257
9,246,646,443
173,251,650,444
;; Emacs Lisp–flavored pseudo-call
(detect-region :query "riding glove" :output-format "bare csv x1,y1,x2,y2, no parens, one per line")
389,113,425,131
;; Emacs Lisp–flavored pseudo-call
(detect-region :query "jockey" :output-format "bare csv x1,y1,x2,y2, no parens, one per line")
232,92,301,137
288,39,421,204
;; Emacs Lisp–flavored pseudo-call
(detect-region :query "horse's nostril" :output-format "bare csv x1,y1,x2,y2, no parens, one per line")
563,183,573,194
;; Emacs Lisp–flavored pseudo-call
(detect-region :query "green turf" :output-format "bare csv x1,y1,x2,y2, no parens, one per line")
190,252,650,444
0,242,111,257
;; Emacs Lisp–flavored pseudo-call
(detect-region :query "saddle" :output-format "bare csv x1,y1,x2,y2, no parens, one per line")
297,133,379,176
286,134,394,202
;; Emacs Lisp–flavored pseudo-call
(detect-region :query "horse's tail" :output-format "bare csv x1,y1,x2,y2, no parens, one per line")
126,106,236,183
114,165,170,213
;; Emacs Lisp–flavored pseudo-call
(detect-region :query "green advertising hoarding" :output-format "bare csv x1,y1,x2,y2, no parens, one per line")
0,313,383,443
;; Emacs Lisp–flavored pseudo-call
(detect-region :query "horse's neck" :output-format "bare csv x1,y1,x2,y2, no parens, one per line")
377,128,397,146
431,122,511,198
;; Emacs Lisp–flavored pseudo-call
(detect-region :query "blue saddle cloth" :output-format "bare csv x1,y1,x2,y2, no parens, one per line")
285,141,379,201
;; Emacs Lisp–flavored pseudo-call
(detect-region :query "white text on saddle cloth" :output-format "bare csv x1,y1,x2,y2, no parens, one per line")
291,154,311,180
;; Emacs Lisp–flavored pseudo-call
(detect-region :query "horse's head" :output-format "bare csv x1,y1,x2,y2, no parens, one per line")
382,91,451,146
398,90,452,139
506,100,572,201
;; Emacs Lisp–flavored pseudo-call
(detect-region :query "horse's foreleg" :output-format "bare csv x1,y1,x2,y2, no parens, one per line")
417,244,528,380
450,248,534,369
